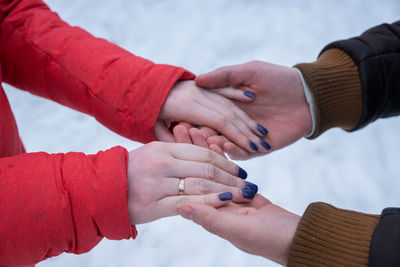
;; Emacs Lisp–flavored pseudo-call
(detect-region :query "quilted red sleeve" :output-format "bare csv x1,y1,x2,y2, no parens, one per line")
0,0,194,143
0,146,136,266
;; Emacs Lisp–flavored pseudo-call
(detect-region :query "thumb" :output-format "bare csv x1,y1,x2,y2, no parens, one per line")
195,64,250,89
154,120,175,142
179,204,238,238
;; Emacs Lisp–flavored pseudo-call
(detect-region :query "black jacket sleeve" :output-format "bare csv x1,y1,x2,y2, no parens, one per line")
368,208,400,267
321,21,400,130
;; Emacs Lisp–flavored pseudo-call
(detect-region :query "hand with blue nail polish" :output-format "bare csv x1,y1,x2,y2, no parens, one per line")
179,194,300,266
155,80,268,154
194,61,313,160
127,141,256,224
171,122,270,160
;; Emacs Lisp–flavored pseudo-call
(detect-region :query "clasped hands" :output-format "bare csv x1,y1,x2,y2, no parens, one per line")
128,61,312,265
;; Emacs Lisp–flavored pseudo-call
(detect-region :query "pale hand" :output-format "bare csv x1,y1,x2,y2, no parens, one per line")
127,142,256,224
179,194,300,265
194,61,313,160
155,80,271,155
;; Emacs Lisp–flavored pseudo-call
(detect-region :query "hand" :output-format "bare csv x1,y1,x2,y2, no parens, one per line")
155,80,271,155
171,122,226,157
127,141,259,224
179,195,300,266
195,61,313,160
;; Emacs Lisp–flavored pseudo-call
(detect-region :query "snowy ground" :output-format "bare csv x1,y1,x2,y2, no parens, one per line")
3,0,400,266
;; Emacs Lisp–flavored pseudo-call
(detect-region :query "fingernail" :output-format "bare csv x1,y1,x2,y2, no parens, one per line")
257,124,269,135
248,141,258,151
238,167,248,179
260,139,271,150
245,182,258,194
244,91,255,98
219,192,233,201
179,206,193,220
242,188,256,199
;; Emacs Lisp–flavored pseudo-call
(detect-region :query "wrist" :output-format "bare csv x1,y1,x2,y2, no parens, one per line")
280,213,301,265
263,205,301,265
126,150,137,225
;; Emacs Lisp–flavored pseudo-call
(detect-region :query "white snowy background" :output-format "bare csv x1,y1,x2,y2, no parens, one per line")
3,0,399,266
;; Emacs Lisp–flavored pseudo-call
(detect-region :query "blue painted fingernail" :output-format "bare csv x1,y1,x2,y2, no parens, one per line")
245,182,258,194
219,192,233,201
242,189,256,199
260,139,271,150
238,167,248,179
244,91,255,98
257,124,269,135
248,141,258,151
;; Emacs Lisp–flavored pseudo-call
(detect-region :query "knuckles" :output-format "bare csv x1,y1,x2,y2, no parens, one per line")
197,179,212,194
204,149,216,163
203,164,217,180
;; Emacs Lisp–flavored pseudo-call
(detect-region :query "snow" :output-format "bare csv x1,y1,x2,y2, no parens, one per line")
3,0,399,266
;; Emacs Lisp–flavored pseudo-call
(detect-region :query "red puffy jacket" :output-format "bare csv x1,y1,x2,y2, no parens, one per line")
0,0,194,265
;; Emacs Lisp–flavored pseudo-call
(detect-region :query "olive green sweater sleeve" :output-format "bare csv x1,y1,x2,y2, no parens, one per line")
294,48,363,139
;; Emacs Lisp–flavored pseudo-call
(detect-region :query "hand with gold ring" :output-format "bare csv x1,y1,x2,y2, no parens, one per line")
127,141,259,225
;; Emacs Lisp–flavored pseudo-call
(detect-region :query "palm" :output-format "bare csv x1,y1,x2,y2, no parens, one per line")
216,195,299,264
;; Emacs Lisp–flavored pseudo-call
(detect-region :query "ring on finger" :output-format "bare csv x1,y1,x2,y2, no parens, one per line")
178,178,185,195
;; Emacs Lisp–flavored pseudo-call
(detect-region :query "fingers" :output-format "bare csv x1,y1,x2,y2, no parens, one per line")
154,120,175,142
173,124,192,144
203,90,269,139
188,128,209,148
162,178,255,202
161,80,266,154
170,159,246,188
172,123,210,149
206,136,268,161
199,92,269,152
192,126,226,156
192,105,260,153
179,203,244,239
220,195,271,210
154,193,233,219
195,64,253,89
198,126,219,138
208,87,255,102
208,144,225,157
168,143,244,179
172,124,225,157
207,136,251,161
224,142,254,160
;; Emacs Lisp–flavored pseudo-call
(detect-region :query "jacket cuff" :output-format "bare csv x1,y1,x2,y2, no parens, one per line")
63,146,137,253
369,208,400,266
287,202,379,266
127,66,194,143
294,48,363,139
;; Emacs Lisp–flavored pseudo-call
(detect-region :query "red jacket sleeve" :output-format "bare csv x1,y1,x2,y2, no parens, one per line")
0,0,195,143
0,146,136,266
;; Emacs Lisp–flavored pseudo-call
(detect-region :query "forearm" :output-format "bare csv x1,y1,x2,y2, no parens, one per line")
0,147,135,265
0,0,194,143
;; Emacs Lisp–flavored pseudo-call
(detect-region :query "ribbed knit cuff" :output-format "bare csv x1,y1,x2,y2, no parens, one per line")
294,49,363,139
287,202,379,266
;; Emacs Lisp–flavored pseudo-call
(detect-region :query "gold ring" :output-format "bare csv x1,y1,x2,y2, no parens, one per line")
178,178,185,195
